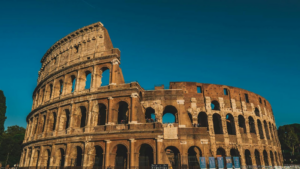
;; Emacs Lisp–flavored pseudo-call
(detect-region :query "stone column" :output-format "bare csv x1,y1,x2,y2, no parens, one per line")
130,93,138,124
91,65,98,91
64,143,72,167
107,97,114,125
86,100,93,132
129,138,136,167
156,137,163,164
251,150,257,168
105,140,111,168
110,59,120,85
54,108,61,136
239,147,246,169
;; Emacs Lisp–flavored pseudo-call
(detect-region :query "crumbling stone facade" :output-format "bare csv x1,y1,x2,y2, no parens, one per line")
20,22,283,169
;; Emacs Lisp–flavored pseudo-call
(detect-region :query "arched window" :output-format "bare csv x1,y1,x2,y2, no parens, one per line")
114,145,128,169
269,122,273,139
35,150,40,167
248,116,256,134
211,100,220,110
59,80,63,95
75,146,83,166
46,149,51,168
118,102,129,124
139,144,154,167
230,149,240,166
198,112,208,128
42,115,46,132
65,109,70,129
94,146,104,167
255,108,260,117
255,150,261,166
98,104,106,125
257,120,264,139
85,71,91,89
226,114,236,135
263,150,269,166
238,115,246,133
162,106,178,123
165,146,180,169
52,112,57,131
188,146,202,168
49,84,53,99
145,107,155,122
71,75,76,93
213,113,223,134
101,68,110,86
58,148,65,167
80,106,87,127
264,121,270,139
245,150,252,165
270,151,274,166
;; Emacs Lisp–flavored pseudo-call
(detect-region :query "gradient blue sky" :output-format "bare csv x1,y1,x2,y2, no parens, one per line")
0,0,299,129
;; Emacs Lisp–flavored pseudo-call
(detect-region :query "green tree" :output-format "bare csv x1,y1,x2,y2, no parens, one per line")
0,90,7,137
0,125,25,166
278,125,299,156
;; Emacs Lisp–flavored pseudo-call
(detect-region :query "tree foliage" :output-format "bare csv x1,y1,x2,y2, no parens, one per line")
0,125,25,166
0,90,7,137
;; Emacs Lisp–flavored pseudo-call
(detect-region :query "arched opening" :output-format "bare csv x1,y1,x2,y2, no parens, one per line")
269,122,273,139
115,145,128,169
74,146,83,166
71,75,76,93
245,150,252,165
145,107,155,122
94,146,104,167
198,112,208,128
139,144,154,168
58,148,65,167
59,80,63,95
213,113,223,134
163,106,178,124
65,109,70,129
165,146,180,169
80,106,87,128
274,152,278,166
230,149,240,166
42,115,46,133
188,113,193,125
263,150,269,166
255,150,261,166
188,146,202,169
118,102,129,124
270,151,274,166
98,104,107,125
248,116,256,134
46,149,51,168
85,71,92,89
238,115,246,133
49,84,53,99
101,68,110,86
257,120,264,139
255,108,260,117
264,121,270,139
226,114,236,135
52,112,57,131
35,150,40,167
211,100,220,110
217,148,226,167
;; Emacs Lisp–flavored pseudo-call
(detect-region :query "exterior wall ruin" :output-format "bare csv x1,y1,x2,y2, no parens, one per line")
20,22,283,169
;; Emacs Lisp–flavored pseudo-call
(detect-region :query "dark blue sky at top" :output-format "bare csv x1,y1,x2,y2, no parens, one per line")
0,0,299,129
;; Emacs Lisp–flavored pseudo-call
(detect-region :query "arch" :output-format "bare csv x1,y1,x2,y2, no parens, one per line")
245,150,252,165
269,122,274,139
54,148,65,167
139,144,154,168
255,150,261,166
230,148,240,166
188,146,202,168
198,112,208,128
71,75,76,93
211,100,220,110
98,103,107,125
188,113,193,125
264,121,270,139
274,152,278,166
65,109,71,129
270,151,274,166
114,144,128,169
145,107,155,122
49,84,53,99
263,150,269,166
52,112,57,131
238,115,246,133
213,113,223,134
118,101,129,124
94,146,104,167
100,67,110,86
42,115,46,133
248,116,256,134
163,106,178,124
80,106,87,128
165,146,181,169
59,80,63,95
85,71,92,89
257,120,264,139
226,113,236,135
217,147,226,157
255,108,260,117
41,149,51,167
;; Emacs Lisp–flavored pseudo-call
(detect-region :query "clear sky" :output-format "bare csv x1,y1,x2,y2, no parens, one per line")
0,0,299,129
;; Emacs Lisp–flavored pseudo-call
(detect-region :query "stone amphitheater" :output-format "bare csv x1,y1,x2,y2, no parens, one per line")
19,22,283,169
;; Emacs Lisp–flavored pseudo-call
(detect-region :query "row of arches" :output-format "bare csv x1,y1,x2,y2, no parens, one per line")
245,149,280,167
33,67,110,109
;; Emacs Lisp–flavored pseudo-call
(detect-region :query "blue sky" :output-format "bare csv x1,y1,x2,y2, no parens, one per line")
0,0,299,128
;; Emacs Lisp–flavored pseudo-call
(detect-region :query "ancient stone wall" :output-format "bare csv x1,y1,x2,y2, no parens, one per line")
20,22,283,169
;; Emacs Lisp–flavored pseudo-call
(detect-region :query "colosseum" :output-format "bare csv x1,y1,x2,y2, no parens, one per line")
19,22,283,169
